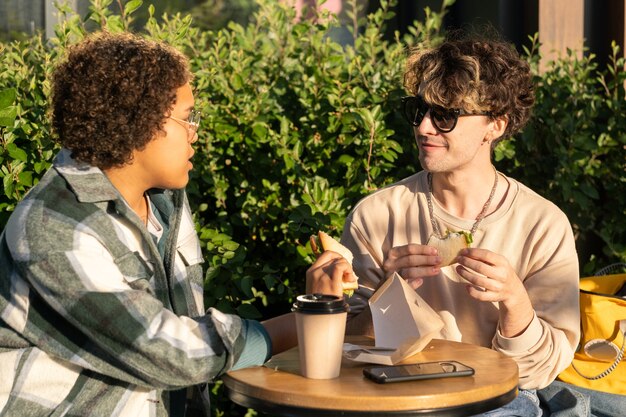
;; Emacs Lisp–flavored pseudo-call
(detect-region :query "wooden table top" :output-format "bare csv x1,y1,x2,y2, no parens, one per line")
223,337,519,416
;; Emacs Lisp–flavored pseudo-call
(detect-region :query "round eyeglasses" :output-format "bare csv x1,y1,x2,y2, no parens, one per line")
401,96,491,133
168,109,201,143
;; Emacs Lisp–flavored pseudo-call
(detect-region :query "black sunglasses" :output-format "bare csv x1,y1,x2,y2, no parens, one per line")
401,96,491,133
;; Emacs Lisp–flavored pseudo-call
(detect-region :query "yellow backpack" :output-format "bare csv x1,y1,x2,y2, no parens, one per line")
558,270,626,395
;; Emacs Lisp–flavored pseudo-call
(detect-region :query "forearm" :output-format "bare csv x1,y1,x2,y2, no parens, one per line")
261,312,298,355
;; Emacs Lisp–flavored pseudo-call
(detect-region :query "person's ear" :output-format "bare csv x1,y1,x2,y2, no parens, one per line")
486,116,507,141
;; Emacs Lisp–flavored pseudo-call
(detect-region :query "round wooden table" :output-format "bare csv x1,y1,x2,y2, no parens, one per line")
223,337,519,416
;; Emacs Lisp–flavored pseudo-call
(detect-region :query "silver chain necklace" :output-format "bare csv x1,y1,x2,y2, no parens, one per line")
427,167,498,238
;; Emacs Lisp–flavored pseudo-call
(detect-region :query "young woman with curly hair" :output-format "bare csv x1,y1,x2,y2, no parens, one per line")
0,32,349,416
308,34,581,416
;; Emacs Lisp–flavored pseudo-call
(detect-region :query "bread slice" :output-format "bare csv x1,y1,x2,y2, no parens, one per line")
427,232,471,266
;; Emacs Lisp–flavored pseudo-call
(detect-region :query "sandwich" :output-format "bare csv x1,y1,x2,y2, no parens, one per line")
426,231,473,266
310,231,359,296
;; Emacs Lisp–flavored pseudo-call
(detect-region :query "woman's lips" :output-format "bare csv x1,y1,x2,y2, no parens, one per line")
188,150,195,170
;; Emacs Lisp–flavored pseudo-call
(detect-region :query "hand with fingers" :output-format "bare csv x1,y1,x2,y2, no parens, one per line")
455,247,534,337
306,251,356,297
382,244,443,290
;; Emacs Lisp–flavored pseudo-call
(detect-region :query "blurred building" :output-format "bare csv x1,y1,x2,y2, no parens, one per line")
1,0,46,38
385,0,625,69
0,0,199,40
0,0,89,40
2,0,625,69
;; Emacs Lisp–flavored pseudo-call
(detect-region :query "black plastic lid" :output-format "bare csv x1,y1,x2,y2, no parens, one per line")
292,294,349,314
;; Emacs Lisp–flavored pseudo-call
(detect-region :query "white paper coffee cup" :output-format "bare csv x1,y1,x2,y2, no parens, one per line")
292,294,349,379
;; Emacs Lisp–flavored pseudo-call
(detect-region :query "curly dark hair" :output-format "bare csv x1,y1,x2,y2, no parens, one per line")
51,32,192,169
404,34,534,140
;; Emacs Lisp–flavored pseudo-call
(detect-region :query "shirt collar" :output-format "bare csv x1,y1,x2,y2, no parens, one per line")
53,148,120,203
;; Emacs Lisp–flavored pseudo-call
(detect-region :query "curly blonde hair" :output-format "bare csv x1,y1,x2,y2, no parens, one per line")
404,35,534,140
51,32,192,169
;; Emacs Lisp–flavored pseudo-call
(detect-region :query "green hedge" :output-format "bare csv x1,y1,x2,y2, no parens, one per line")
508,39,626,274
0,0,625,414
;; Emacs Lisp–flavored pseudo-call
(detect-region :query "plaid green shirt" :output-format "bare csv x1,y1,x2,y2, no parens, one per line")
0,150,270,416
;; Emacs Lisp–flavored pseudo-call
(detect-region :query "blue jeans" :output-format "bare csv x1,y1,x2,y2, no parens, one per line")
537,380,626,417
470,382,626,416
470,389,542,417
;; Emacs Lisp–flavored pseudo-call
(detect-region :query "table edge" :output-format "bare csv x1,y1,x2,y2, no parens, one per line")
225,385,519,417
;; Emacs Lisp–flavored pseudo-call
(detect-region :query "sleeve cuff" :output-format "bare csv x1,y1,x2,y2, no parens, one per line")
231,319,272,370
495,312,542,353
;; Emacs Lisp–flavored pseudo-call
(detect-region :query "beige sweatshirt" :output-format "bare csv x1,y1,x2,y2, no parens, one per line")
341,170,580,389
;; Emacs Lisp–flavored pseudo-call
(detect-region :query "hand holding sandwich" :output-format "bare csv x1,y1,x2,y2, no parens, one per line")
382,244,445,290
306,251,356,297
382,228,476,289
306,231,359,297
455,247,534,338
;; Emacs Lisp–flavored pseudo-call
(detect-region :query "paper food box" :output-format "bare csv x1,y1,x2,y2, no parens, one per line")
343,272,444,365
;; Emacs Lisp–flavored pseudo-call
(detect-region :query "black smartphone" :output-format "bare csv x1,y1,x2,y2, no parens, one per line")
363,360,475,384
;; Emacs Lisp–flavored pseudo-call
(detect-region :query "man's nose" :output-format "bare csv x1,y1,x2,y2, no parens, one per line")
417,109,437,136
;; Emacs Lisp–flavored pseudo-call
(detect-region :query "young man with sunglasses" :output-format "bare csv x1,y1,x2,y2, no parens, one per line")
0,32,342,416
308,36,581,415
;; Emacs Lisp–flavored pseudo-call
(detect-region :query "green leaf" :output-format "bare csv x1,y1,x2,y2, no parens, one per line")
124,0,143,16
263,274,277,289
213,284,227,299
0,107,17,127
231,73,244,90
240,276,254,298
0,88,17,108
107,15,125,32
17,171,33,187
252,123,268,140
3,175,15,198
205,266,220,282
215,300,235,314
6,144,27,162
236,303,262,319
579,181,599,199
175,16,192,40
